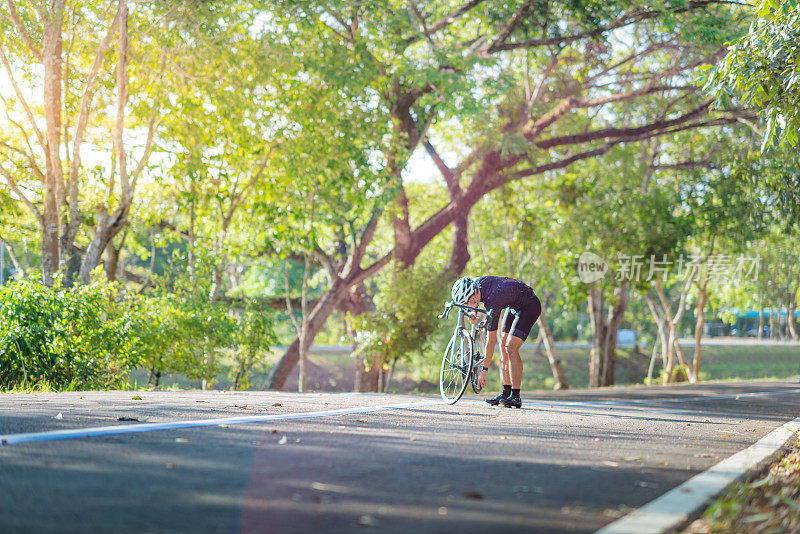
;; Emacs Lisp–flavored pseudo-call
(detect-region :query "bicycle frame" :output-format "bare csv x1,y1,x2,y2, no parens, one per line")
438,302,493,402
438,301,493,348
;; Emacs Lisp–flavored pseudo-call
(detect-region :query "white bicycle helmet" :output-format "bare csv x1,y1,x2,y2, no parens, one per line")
451,277,477,305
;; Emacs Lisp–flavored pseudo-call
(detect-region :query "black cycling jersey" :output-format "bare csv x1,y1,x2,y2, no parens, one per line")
476,276,541,340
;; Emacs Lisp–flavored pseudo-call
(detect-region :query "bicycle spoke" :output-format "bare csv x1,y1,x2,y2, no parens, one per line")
440,330,473,404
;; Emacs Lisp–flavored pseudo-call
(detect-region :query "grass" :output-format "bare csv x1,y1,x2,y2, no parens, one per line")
680,434,800,533
248,343,800,394
111,342,798,393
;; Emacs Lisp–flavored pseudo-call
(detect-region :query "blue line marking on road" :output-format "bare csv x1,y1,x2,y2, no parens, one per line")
0,400,442,447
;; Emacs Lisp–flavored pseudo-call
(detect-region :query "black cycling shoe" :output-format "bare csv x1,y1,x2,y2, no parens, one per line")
500,395,522,408
485,393,508,406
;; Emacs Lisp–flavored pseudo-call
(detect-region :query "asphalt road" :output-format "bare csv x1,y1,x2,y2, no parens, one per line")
1,380,799,533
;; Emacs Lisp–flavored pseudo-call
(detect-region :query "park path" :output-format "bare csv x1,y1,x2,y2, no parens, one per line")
1,380,798,533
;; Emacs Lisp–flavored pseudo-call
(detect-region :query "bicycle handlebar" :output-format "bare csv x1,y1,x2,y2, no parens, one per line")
438,302,493,328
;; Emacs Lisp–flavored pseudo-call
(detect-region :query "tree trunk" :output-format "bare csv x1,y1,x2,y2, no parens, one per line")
757,302,765,340
41,2,67,286
79,0,131,285
691,283,708,383
646,338,659,384
769,307,779,340
538,308,568,390
655,276,694,384
0,238,22,279
355,361,380,392
298,325,310,393
588,281,627,387
588,285,605,387
603,281,628,386
644,292,669,379
104,228,127,282
787,289,799,341
384,359,397,393
267,280,351,389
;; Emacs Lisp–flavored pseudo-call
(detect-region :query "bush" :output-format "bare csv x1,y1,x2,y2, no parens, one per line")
0,278,141,391
134,257,277,389
0,257,278,391
351,264,447,386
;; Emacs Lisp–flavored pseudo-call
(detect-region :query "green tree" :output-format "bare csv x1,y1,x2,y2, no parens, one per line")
705,0,800,149
267,0,752,388
470,181,570,389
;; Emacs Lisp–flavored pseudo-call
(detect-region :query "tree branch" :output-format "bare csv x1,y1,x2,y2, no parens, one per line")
534,98,715,149
651,160,715,171
5,0,43,61
512,142,619,182
0,166,42,221
422,138,458,195
130,109,161,192
0,43,47,151
490,2,739,53
113,0,130,206
68,8,121,188
0,141,44,181
408,0,441,55
401,0,485,48
486,0,532,54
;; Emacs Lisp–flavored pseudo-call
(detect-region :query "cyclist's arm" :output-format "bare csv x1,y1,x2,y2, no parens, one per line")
483,330,498,368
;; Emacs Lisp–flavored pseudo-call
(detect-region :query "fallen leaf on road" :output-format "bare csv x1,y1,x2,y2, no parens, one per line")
462,491,484,499
722,435,730,438
272,403,282,407
132,396,142,400
500,436,508,440
623,456,643,462
357,515,377,526
175,438,190,443
166,462,177,469
118,417,139,422
603,509,625,518
603,461,619,467
270,429,278,434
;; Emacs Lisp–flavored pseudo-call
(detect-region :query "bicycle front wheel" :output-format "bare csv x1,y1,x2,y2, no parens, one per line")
440,329,473,404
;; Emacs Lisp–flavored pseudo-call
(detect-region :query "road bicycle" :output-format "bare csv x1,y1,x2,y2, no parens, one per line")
437,301,493,404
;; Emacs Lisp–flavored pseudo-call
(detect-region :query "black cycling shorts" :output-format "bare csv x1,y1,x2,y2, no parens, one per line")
500,295,542,342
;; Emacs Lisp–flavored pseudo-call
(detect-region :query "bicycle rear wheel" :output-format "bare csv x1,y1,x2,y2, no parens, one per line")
440,330,473,404
471,329,486,394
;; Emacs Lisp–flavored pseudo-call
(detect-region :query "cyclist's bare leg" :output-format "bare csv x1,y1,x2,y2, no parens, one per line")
504,335,525,389
499,332,512,385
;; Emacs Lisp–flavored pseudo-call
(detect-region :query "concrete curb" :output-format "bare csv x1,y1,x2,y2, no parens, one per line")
595,417,800,534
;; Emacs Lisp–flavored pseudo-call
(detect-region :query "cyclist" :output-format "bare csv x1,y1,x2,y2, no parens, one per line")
451,276,541,408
